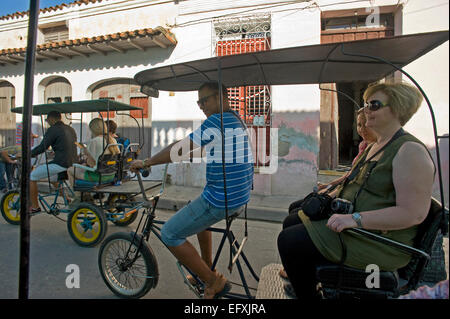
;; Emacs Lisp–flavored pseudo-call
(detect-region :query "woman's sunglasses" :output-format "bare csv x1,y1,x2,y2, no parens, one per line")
364,100,388,111
197,93,217,107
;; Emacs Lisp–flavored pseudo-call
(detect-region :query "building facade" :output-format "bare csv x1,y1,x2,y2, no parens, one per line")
0,0,448,199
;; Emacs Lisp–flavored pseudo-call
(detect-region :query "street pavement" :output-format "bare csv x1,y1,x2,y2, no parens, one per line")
0,208,283,299
1,182,447,299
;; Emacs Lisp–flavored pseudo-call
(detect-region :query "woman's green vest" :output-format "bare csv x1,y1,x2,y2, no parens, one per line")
299,133,429,271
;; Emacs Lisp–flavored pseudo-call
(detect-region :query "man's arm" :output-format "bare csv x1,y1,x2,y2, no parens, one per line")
31,127,56,157
144,136,202,167
131,136,202,171
0,150,15,163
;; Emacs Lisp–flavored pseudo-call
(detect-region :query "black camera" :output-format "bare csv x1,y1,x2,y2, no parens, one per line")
302,192,333,221
330,198,354,214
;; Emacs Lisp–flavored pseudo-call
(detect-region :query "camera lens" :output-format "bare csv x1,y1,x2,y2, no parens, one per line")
331,198,353,214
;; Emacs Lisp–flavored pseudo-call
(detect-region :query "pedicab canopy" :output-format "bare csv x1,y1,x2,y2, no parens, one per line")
134,30,449,94
11,99,143,115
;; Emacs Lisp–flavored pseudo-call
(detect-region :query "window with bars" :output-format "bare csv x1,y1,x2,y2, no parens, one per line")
213,16,272,168
130,96,149,119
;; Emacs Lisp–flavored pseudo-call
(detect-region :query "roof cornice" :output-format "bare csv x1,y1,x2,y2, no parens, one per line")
0,26,177,66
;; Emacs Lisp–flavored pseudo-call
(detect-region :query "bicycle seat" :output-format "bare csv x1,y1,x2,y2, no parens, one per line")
57,171,68,181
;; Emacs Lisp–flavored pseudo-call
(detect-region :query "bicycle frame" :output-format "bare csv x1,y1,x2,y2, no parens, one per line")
124,180,260,299
37,180,74,215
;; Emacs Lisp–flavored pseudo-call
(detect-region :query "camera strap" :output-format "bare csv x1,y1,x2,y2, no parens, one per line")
342,128,406,190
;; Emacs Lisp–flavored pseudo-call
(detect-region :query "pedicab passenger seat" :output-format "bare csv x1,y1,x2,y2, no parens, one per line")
315,197,447,299
72,152,120,192
118,143,140,182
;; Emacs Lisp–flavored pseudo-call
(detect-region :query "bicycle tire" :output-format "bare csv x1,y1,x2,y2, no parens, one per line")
67,203,107,247
98,231,159,299
1,190,21,225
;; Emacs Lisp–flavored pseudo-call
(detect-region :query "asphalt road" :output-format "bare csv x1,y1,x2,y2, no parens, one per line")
0,208,283,299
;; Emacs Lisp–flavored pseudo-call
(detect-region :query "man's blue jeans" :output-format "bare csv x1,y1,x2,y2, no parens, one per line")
0,162,13,191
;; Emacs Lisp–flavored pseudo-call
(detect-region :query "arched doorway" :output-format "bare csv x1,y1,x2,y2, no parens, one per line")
43,77,72,104
0,81,16,147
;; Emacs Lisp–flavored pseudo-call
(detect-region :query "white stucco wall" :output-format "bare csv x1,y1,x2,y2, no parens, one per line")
1,0,448,196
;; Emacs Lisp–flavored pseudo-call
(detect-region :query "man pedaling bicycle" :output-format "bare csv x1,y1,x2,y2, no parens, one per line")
130,82,254,299
29,111,78,214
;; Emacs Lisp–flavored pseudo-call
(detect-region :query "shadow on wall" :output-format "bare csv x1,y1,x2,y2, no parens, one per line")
0,46,176,78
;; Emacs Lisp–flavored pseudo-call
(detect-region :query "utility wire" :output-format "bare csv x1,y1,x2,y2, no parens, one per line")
171,0,375,29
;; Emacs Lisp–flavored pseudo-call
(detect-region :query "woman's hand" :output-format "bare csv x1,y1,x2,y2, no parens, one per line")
130,160,145,172
326,214,357,233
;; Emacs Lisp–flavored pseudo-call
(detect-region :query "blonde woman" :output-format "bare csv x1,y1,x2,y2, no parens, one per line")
278,81,435,298
67,118,120,189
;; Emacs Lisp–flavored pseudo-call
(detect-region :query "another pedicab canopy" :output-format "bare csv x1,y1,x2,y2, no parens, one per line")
134,30,449,95
11,99,143,115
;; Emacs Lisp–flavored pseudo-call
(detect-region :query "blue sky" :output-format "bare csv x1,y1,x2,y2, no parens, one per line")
0,0,70,17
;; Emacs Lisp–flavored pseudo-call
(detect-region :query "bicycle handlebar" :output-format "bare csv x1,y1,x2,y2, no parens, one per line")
135,164,169,206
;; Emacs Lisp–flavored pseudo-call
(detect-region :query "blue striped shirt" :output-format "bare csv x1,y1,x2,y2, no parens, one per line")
189,111,254,209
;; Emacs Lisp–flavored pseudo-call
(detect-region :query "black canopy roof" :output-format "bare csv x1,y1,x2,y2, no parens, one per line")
134,30,449,93
11,99,142,115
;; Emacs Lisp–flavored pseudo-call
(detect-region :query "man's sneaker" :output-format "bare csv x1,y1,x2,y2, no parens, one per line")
30,207,42,216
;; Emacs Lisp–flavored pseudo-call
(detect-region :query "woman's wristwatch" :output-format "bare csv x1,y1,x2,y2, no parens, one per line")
352,212,363,228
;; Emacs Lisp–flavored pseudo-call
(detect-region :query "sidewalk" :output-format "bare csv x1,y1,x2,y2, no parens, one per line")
157,184,296,223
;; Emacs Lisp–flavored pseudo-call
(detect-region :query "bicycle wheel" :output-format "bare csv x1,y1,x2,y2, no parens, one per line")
1,190,21,225
98,231,159,299
67,203,107,247
107,194,138,227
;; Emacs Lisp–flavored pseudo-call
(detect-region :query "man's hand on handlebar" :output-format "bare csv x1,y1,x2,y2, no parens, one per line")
130,160,145,172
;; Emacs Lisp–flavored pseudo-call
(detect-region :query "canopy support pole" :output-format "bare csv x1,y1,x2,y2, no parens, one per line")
216,59,233,273
19,0,40,300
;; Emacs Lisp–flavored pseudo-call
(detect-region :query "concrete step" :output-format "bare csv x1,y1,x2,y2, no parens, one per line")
256,263,293,299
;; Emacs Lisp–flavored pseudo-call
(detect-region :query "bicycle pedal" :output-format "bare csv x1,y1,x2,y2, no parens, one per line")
192,282,204,294
50,210,60,216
